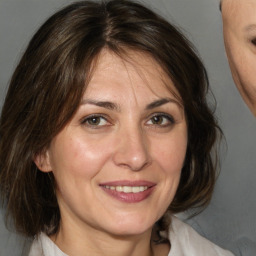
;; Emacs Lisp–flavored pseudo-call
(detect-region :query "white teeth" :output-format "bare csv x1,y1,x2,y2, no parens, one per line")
116,186,122,192
123,186,132,193
132,186,140,193
103,185,148,193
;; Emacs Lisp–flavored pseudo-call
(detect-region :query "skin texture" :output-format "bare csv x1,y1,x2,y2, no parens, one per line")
221,0,256,116
35,50,188,256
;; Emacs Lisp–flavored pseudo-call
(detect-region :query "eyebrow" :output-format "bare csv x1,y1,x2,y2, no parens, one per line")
145,98,181,110
81,99,120,111
81,97,181,111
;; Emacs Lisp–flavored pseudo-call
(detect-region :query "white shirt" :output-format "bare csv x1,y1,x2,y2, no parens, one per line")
29,216,234,256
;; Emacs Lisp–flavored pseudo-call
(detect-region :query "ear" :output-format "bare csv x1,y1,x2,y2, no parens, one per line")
34,150,52,173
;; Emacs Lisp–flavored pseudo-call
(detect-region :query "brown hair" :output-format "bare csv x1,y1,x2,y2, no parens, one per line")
0,0,220,240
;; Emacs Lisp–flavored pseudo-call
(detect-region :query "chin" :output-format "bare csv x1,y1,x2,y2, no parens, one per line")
108,226,152,237
103,216,156,237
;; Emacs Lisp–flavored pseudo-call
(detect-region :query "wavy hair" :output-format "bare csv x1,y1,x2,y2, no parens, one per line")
0,0,220,241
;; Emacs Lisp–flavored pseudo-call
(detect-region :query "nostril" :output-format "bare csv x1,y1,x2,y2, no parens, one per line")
112,149,151,171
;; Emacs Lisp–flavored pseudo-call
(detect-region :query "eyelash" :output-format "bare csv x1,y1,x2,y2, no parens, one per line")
80,113,175,129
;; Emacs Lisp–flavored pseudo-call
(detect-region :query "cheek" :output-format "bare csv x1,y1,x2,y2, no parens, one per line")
150,134,187,217
225,44,250,90
152,133,187,177
239,55,256,82
49,135,112,180
224,33,242,69
225,36,256,83
230,53,256,92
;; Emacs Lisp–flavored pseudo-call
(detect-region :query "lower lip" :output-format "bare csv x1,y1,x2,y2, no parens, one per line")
101,186,155,203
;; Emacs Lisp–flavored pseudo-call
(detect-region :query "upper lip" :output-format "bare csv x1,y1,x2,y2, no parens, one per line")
99,180,156,187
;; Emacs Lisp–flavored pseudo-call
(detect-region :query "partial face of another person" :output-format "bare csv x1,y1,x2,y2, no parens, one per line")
222,0,256,115
36,50,187,238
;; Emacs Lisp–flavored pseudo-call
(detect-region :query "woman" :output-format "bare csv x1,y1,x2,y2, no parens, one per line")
0,0,234,255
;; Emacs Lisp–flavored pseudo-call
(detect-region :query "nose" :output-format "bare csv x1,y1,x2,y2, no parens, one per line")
112,127,152,172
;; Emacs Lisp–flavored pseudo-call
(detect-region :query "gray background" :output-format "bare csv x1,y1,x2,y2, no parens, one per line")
0,0,255,255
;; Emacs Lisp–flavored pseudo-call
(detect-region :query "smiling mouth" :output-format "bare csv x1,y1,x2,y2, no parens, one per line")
102,185,149,193
100,181,156,203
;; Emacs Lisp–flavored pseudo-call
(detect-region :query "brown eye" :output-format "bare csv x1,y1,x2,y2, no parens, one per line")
151,116,164,124
81,115,108,127
146,114,174,126
87,117,102,125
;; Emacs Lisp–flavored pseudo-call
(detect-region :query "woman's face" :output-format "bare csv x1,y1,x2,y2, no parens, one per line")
222,0,256,115
38,50,187,237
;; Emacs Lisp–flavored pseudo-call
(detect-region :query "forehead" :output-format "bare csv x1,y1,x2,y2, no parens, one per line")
87,49,181,101
222,0,256,10
222,0,256,24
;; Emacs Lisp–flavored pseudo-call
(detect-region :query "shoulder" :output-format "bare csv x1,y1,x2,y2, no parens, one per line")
28,234,43,256
168,216,234,256
28,233,67,256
